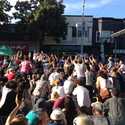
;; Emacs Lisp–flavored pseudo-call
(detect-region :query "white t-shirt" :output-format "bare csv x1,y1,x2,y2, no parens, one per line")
73,85,91,107
74,63,86,78
63,77,75,95
96,76,107,89
52,86,65,97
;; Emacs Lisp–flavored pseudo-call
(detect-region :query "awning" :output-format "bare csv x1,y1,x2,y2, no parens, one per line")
111,29,125,38
0,45,13,56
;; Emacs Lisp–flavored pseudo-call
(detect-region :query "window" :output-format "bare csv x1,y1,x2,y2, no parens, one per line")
72,26,77,37
96,31,100,42
85,31,88,37
101,31,112,38
78,30,82,37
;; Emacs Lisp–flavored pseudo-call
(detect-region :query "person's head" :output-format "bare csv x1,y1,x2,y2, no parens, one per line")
0,77,8,87
63,96,77,114
111,88,120,97
53,79,60,86
0,68,4,77
26,98,50,125
33,98,49,113
78,58,82,64
73,115,93,125
18,80,30,91
24,55,29,60
50,108,67,125
5,80,17,90
8,68,15,73
119,60,123,65
10,114,28,125
98,70,107,79
86,64,91,71
75,77,86,86
110,67,118,77
32,73,38,81
91,102,103,116
78,106,91,115
108,57,113,62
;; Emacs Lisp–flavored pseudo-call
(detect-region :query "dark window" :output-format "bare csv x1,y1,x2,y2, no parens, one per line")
85,31,88,37
78,30,82,37
72,26,77,37
96,32,100,42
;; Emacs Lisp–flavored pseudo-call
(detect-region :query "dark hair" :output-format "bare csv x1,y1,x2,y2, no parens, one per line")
0,77,8,86
18,80,30,92
86,64,91,71
17,80,30,100
0,68,4,77
78,106,92,115
77,77,86,86
98,70,108,79
5,80,17,90
111,88,120,97
64,96,77,125
78,58,83,64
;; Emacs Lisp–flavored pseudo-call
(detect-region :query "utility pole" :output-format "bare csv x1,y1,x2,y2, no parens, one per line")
81,0,86,55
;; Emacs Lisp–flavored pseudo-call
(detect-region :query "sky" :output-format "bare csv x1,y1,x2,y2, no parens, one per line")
9,0,125,18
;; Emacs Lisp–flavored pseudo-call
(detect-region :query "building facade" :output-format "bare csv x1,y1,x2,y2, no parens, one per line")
0,24,37,52
42,15,93,53
93,17,125,59
0,16,125,57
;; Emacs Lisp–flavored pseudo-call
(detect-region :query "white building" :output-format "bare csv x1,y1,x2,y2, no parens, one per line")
43,15,93,53
65,15,93,46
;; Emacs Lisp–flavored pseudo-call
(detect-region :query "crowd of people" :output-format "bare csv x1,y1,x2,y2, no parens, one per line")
0,51,125,125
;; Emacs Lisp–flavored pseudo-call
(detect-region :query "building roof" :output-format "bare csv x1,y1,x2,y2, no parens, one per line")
64,15,93,17
111,29,125,38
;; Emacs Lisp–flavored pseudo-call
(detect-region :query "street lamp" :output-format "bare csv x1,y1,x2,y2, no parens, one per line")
81,0,86,55
98,19,105,62
76,23,83,55
75,0,86,55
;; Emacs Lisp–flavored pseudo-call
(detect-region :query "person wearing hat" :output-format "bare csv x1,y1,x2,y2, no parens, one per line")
26,98,49,125
48,108,67,125
49,69,61,86
91,102,111,125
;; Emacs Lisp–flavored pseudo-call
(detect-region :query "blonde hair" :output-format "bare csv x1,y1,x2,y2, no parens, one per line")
73,115,93,125
51,91,60,100
10,115,28,125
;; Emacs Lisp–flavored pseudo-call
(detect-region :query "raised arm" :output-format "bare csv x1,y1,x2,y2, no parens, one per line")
5,95,22,125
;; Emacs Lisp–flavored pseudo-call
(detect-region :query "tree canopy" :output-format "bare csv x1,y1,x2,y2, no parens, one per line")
33,0,67,39
0,0,67,46
13,0,67,41
0,0,12,24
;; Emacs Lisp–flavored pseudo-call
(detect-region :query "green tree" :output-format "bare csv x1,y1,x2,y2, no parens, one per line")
32,0,67,41
13,0,37,34
13,0,67,49
0,0,12,24
13,0,37,24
